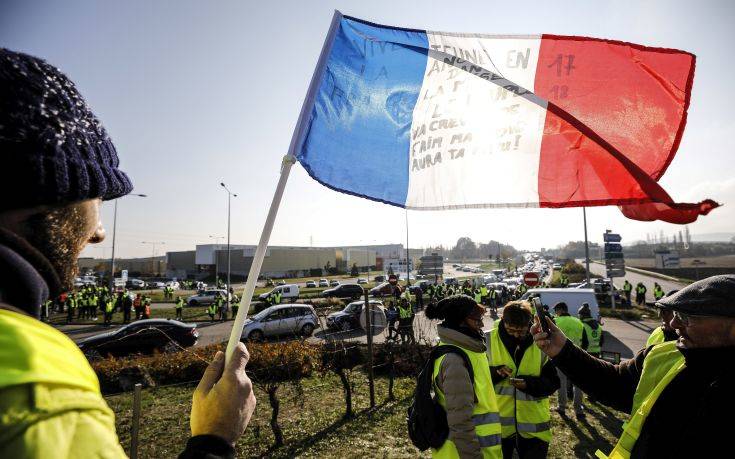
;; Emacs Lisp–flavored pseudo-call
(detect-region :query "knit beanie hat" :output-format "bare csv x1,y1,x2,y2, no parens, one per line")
0,48,132,211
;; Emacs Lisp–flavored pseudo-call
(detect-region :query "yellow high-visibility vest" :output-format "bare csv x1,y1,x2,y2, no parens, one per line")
596,341,685,459
432,341,502,458
582,319,602,354
0,309,126,458
488,327,551,442
555,315,585,347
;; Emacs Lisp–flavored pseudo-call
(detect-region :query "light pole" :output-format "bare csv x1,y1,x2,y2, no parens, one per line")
109,193,147,291
209,235,224,284
220,182,237,310
141,241,165,277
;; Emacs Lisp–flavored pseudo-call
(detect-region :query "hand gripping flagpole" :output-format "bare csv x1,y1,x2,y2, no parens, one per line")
225,10,343,364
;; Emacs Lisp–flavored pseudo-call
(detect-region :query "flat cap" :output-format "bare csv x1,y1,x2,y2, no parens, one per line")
656,275,735,317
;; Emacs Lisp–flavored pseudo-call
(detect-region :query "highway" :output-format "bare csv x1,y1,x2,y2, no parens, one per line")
583,260,688,296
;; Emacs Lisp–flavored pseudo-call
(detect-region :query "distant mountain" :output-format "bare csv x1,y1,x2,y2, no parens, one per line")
690,233,735,242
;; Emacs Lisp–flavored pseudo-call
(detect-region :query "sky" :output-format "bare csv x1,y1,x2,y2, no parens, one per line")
1,0,733,259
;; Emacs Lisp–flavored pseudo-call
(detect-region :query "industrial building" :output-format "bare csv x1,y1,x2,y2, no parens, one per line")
166,244,379,280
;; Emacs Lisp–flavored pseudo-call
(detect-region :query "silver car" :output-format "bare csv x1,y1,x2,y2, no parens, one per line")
240,304,318,341
186,289,228,306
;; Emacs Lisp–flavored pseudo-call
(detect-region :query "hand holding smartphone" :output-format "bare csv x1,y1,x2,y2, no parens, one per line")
531,297,552,335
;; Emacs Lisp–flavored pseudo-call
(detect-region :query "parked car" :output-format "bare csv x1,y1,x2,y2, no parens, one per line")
240,304,318,341
327,300,384,332
357,278,368,284
149,281,166,289
258,284,300,302
374,275,386,283
276,280,286,286
165,281,180,290
126,279,147,290
187,289,229,306
318,279,329,287
322,283,364,300
305,280,317,288
329,279,340,287
444,277,458,286
78,319,198,358
369,281,399,297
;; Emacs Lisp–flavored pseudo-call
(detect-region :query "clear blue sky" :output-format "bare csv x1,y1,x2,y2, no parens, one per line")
2,0,733,258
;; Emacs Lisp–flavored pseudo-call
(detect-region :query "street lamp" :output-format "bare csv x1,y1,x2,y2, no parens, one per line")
109,193,147,291
220,182,237,310
209,235,224,284
141,241,165,277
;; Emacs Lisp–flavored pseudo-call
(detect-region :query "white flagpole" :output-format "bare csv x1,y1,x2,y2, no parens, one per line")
225,10,343,363
225,154,295,361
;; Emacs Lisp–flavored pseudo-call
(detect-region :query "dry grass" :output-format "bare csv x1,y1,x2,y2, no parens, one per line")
106,374,626,458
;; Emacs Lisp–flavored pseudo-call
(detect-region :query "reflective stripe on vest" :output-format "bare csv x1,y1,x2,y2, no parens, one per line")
432,341,502,458
582,319,602,354
555,316,584,347
487,326,551,442
596,341,685,459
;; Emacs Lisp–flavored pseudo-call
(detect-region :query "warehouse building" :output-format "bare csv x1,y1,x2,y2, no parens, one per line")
165,244,377,280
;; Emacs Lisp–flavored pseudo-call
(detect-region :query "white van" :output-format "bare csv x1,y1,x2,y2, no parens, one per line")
258,284,300,302
520,288,600,319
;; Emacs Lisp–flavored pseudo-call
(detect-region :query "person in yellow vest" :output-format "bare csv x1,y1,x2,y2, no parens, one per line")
578,303,603,358
175,296,185,321
208,300,218,322
635,282,647,306
488,301,559,458
424,295,503,458
398,297,415,344
622,280,633,306
653,282,665,301
103,295,115,325
0,48,255,458
645,290,680,347
551,302,588,418
531,275,735,458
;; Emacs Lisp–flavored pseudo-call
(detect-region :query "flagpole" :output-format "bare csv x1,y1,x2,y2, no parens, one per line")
225,155,295,362
225,10,342,364
583,207,591,285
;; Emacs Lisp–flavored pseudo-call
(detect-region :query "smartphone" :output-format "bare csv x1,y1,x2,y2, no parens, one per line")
531,297,552,335
509,378,525,384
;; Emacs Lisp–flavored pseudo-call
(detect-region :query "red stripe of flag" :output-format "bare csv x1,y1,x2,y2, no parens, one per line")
534,34,717,223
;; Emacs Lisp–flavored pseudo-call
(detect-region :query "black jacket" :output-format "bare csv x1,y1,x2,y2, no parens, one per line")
489,322,560,398
0,229,234,459
554,339,735,458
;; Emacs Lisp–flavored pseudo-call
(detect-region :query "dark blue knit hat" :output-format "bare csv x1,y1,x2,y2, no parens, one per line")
0,48,132,210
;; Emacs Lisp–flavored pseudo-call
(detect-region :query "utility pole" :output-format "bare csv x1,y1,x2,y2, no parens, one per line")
209,235,224,285
405,209,410,286
583,208,591,285
108,194,146,291
221,183,238,311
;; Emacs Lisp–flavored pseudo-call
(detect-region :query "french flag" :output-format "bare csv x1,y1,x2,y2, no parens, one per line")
291,12,718,224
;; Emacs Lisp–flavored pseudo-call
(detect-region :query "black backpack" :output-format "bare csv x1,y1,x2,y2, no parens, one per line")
407,345,474,451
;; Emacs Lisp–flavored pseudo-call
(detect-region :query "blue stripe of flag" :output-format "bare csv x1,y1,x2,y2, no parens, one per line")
296,15,428,207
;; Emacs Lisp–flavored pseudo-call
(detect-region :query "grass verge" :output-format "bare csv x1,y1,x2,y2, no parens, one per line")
107,374,627,458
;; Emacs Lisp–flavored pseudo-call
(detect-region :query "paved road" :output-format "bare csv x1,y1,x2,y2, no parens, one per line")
584,260,687,296
60,306,657,361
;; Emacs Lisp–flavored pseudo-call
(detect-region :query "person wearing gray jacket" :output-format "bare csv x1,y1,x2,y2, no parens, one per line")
425,295,502,458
